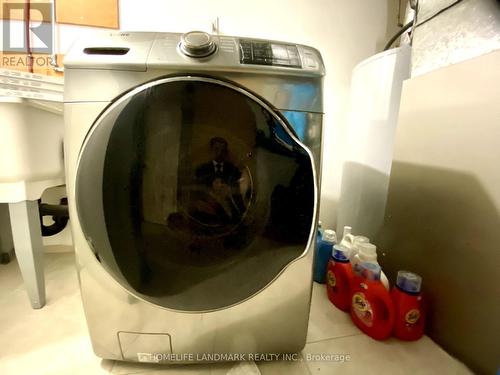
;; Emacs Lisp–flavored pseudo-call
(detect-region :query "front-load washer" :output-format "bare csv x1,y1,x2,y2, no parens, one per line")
64,31,324,363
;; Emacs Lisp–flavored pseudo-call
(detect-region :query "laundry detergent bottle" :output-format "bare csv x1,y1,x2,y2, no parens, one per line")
338,226,355,251
326,244,354,311
317,220,324,238
350,262,394,340
350,235,369,258
313,229,336,283
391,271,425,341
351,243,390,290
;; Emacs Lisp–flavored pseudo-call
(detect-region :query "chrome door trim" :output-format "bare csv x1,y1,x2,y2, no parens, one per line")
75,75,318,313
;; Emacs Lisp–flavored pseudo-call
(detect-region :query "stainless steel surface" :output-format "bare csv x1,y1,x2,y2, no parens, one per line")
67,102,317,362
63,68,324,113
63,32,324,113
63,32,324,75
75,76,318,313
64,31,323,363
377,50,500,375
281,111,323,179
179,31,217,57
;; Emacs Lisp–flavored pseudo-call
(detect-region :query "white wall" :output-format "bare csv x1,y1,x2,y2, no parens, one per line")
51,0,398,231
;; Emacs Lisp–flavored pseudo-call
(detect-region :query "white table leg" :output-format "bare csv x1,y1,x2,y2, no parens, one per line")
8,200,45,309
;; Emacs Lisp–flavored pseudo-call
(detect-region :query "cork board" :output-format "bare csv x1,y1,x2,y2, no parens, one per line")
1,0,119,28
56,0,118,28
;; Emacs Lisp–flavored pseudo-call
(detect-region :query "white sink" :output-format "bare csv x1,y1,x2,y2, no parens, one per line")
0,70,64,309
0,71,64,203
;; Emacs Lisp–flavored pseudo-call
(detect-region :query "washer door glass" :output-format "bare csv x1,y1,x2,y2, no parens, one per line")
76,77,315,312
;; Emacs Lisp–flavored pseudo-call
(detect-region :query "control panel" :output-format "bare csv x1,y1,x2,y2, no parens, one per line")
64,32,324,75
239,39,301,68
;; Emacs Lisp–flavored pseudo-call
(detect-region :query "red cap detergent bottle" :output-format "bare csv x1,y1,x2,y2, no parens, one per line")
391,271,425,341
350,262,394,340
326,244,354,311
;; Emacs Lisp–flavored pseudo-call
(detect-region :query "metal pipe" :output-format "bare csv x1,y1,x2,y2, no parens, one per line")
410,0,419,46
50,0,64,72
39,199,69,237
24,0,34,73
39,203,69,218
383,21,412,51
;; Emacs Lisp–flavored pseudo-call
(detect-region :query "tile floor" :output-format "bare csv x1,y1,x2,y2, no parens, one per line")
0,251,473,375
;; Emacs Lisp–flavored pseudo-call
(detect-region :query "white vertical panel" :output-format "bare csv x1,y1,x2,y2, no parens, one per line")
336,45,411,238
379,49,500,375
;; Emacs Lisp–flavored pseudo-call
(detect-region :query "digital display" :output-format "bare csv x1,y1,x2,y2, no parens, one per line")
239,40,301,68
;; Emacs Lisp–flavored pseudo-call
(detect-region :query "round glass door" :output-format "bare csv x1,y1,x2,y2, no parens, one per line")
76,77,315,311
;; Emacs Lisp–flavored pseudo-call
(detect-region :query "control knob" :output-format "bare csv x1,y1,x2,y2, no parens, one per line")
179,31,216,58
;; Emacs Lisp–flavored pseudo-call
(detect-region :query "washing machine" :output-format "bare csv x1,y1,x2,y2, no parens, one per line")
64,31,324,363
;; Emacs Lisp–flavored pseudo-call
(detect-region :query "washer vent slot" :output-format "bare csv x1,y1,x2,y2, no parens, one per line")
83,47,130,55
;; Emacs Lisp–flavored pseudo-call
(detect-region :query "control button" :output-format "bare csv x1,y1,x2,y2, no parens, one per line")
307,60,318,68
239,39,302,68
303,51,318,68
289,58,301,67
271,45,288,59
287,46,299,56
179,31,216,58
273,58,290,65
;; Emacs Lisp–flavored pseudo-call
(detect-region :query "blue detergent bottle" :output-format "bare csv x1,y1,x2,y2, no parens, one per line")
316,220,323,242
313,228,337,283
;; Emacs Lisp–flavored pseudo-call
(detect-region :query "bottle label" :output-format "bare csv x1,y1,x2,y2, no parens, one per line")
352,292,373,327
405,309,420,325
327,270,336,288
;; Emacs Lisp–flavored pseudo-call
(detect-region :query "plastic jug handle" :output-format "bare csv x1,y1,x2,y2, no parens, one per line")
376,291,395,336
344,233,355,244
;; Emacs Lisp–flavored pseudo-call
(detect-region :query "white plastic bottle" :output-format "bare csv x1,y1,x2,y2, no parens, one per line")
338,226,355,256
350,235,369,258
351,242,390,290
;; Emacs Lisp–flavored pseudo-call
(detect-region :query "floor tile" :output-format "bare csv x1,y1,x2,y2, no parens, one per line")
111,360,260,374
306,282,361,343
0,251,473,375
257,352,311,375
0,252,24,295
302,334,472,375
0,253,112,375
